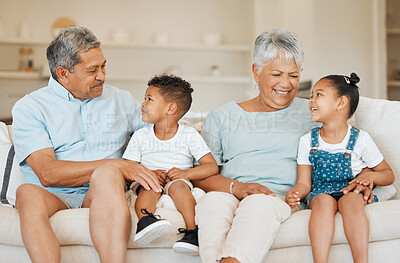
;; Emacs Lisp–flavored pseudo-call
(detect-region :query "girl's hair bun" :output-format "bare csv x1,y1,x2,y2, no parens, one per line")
349,72,360,86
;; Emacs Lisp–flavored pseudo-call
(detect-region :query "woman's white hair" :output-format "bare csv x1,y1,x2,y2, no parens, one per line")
253,29,304,73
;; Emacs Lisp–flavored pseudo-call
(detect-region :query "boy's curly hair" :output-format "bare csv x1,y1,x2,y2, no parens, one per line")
147,74,193,118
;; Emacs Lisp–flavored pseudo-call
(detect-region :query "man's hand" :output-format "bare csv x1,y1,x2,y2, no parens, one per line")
114,160,161,192
349,172,375,189
153,169,168,186
167,167,188,181
232,181,275,200
285,189,300,208
341,182,374,203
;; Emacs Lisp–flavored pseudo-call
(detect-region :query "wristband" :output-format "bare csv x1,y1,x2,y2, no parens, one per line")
230,182,235,196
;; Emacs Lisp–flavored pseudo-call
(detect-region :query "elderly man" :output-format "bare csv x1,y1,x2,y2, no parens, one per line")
12,26,161,263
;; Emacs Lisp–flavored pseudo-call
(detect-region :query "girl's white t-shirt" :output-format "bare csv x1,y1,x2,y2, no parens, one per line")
297,124,383,176
122,124,211,170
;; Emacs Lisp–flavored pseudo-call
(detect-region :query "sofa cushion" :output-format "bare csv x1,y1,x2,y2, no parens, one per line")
355,97,400,200
0,122,24,207
0,205,188,248
271,199,400,249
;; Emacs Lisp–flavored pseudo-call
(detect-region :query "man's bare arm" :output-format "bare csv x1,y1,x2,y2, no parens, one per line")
26,147,161,191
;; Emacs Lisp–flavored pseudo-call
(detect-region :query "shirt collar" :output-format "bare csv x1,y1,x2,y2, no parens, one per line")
48,77,93,103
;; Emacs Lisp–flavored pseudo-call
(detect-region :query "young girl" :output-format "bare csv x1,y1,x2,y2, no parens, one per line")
123,74,218,255
286,73,394,263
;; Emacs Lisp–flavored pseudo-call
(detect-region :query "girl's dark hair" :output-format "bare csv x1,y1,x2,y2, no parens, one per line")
148,74,193,118
320,72,360,119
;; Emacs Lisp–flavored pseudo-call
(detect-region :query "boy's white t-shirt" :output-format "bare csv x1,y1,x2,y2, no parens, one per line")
122,124,211,170
297,124,383,176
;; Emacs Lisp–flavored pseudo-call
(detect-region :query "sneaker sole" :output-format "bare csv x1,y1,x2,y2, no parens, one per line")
134,220,172,246
173,242,199,256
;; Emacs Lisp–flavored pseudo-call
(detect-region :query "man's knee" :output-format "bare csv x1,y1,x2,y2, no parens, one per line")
91,164,125,188
16,184,43,209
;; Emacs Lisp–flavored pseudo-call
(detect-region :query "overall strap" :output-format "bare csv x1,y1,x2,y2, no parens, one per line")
346,126,360,151
310,127,320,150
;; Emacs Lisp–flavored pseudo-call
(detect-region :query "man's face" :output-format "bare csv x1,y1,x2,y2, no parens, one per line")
64,47,106,101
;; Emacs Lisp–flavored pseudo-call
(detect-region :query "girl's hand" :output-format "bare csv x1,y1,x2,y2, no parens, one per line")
285,189,300,208
153,169,168,186
167,167,188,181
349,172,375,189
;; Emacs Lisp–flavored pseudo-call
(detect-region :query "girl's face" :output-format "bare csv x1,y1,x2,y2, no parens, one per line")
309,79,341,123
141,85,169,124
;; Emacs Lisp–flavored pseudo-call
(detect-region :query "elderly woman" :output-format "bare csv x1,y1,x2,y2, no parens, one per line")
192,29,313,263
194,29,377,263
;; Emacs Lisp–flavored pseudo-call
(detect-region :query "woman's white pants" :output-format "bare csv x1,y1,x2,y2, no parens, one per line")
195,192,291,263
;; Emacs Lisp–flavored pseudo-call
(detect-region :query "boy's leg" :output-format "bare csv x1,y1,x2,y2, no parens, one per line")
338,192,368,263
309,194,338,263
133,184,169,246
168,180,196,229
135,186,162,220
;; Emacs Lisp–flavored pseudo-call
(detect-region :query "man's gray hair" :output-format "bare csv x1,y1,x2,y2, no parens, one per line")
47,26,101,81
253,29,304,72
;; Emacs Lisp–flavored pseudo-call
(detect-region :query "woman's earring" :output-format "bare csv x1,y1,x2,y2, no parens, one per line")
255,82,259,90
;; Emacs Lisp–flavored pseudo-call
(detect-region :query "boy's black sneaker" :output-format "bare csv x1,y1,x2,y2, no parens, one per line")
172,226,199,256
134,208,171,246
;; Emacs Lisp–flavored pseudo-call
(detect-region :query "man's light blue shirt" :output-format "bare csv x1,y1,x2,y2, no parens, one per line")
12,77,146,194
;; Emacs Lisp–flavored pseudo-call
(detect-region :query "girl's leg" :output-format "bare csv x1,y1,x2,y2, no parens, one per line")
309,194,338,263
134,187,162,219
338,192,368,263
168,180,196,229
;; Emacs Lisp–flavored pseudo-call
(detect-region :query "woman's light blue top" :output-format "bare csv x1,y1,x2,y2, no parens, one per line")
201,98,317,197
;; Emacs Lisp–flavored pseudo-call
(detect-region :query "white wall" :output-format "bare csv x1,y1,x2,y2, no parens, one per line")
0,0,387,120
253,0,386,99
0,0,254,119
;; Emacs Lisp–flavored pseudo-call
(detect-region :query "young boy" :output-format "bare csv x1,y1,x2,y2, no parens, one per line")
123,74,218,255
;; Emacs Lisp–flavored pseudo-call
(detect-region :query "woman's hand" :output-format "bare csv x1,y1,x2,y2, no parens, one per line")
232,181,275,200
285,190,300,208
167,167,188,181
349,172,374,189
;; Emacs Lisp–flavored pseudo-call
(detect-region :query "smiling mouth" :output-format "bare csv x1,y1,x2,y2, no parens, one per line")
273,89,290,95
91,81,104,89
311,107,318,111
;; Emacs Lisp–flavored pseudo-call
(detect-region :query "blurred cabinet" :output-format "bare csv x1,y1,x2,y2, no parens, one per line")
387,0,400,100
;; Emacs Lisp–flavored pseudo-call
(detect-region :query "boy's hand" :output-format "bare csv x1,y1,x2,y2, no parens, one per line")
349,172,375,189
167,167,188,181
153,170,168,186
285,189,300,208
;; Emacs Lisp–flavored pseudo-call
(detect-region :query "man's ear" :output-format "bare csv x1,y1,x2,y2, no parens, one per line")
337,95,349,111
56,66,69,85
167,102,178,115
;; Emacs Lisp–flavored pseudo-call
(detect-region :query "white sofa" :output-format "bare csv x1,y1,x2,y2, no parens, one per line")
0,96,400,263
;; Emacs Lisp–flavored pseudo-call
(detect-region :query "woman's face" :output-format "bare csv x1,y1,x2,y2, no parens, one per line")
252,56,301,111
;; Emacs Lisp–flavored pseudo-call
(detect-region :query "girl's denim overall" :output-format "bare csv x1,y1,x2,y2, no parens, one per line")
305,126,378,207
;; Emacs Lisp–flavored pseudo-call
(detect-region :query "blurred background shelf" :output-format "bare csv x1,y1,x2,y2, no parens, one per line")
0,38,250,52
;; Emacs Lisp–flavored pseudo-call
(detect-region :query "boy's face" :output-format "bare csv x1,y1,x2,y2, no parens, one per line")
141,85,170,124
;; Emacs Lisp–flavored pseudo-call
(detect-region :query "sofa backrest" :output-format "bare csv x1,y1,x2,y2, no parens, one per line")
354,96,400,200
